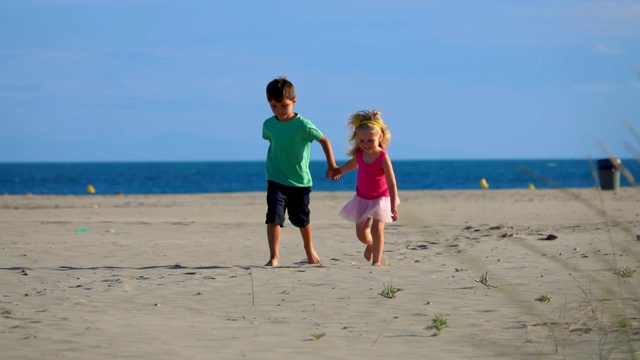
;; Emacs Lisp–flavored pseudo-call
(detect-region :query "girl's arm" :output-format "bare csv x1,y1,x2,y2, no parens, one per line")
382,154,399,221
331,156,357,181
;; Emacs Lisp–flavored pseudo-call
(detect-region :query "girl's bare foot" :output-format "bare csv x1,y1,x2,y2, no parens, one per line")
364,245,372,261
372,262,382,267
265,259,279,266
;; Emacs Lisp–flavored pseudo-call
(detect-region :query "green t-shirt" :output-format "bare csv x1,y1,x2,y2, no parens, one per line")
262,114,324,187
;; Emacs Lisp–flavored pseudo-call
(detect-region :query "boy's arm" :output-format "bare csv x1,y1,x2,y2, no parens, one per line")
317,136,338,178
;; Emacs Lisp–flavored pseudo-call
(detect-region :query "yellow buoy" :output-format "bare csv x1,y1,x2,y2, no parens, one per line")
528,183,536,190
480,178,489,189
87,184,96,194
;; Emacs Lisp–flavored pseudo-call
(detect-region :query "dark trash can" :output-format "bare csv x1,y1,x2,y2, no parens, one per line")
596,158,621,190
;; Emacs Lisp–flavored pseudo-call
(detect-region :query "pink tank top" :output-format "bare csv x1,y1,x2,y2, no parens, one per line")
355,150,389,200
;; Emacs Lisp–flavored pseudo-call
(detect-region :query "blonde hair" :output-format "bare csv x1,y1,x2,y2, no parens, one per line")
346,109,391,156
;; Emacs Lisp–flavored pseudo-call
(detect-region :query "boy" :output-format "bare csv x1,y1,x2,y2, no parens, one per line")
262,77,338,266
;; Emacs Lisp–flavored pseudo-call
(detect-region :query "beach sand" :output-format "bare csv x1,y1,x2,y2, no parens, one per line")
1,189,639,359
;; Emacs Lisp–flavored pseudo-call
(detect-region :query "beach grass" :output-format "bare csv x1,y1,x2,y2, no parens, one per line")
396,121,640,357
378,280,402,299
424,314,449,336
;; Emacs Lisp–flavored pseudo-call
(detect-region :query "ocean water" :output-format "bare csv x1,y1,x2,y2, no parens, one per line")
1,159,638,195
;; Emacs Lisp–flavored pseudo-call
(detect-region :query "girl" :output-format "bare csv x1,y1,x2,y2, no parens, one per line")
332,110,399,266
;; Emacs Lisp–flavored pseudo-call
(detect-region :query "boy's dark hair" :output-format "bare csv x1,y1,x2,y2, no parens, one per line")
266,77,296,102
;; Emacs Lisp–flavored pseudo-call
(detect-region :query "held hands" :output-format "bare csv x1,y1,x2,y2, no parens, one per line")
332,167,342,181
326,167,342,181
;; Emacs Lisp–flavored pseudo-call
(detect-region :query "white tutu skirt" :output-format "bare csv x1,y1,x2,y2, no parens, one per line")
338,195,399,224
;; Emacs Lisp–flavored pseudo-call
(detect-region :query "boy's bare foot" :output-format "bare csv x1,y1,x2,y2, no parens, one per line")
364,245,372,261
265,259,279,267
372,262,382,267
306,250,321,265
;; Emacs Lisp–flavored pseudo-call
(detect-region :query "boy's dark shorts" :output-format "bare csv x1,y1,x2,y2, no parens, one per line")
265,180,311,228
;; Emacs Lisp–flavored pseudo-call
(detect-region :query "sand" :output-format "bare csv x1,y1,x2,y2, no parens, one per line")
1,189,639,359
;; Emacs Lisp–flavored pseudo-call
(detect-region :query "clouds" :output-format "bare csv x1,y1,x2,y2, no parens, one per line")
594,44,622,54
582,1,640,36
1,0,639,161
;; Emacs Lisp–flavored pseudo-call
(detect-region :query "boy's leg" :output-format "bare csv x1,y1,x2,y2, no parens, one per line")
299,224,320,264
356,218,373,261
265,181,286,266
266,223,281,266
370,219,386,266
288,186,319,265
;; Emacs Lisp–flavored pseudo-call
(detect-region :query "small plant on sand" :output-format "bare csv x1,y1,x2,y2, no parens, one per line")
310,332,326,340
535,294,552,303
378,280,402,299
476,271,496,288
597,317,638,359
618,318,631,330
613,266,636,278
480,271,489,285
425,315,449,336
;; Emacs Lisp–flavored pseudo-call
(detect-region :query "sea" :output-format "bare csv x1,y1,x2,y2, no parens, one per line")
1,159,638,195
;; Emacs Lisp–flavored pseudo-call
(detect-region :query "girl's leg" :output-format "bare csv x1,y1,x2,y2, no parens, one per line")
370,219,386,266
356,218,373,261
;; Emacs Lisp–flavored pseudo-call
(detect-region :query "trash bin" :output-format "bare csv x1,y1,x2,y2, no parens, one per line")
596,158,621,190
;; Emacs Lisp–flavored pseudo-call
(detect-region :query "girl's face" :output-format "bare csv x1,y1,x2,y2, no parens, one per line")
356,128,382,153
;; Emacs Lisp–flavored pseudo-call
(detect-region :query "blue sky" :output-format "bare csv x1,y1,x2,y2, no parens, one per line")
2,0,639,162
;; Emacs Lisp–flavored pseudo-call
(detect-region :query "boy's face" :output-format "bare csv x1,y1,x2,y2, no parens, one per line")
269,98,297,121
